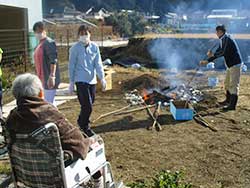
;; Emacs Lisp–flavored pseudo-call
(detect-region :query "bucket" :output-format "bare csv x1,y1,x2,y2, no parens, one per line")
208,77,219,87
170,100,193,121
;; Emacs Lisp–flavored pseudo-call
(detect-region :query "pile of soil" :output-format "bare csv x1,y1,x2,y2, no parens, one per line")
122,74,168,91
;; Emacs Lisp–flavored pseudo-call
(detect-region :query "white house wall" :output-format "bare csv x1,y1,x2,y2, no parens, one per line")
0,0,42,31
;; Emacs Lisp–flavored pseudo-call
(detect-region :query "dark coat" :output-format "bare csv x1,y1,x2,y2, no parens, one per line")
208,34,242,68
6,97,91,159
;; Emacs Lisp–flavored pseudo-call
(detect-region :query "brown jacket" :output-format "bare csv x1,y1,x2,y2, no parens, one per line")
6,97,91,159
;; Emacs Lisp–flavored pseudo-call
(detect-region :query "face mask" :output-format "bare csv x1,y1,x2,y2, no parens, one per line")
79,35,90,45
35,33,45,41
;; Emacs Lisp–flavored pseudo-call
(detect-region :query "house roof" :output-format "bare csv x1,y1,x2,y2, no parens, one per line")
44,17,97,28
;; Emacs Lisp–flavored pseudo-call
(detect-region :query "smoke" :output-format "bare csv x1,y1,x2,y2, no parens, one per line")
149,38,200,86
148,37,222,87
148,0,250,87
149,38,218,69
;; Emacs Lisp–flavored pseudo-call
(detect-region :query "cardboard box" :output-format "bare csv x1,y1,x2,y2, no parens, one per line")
97,68,115,91
170,100,193,120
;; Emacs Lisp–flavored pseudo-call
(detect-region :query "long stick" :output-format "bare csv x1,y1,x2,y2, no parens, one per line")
184,66,200,108
143,103,162,131
202,43,218,59
145,107,157,128
92,104,131,123
194,114,218,132
187,66,200,86
187,42,218,87
152,102,162,131
185,42,218,108
115,104,156,115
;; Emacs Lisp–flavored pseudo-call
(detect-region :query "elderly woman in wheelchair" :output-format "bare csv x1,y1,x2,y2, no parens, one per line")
1,73,122,188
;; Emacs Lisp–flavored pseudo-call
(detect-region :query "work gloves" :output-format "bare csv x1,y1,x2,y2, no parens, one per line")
200,50,214,66
199,60,209,66
101,79,107,92
47,75,56,89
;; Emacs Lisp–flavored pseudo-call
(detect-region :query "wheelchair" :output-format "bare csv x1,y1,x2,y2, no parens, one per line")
0,122,123,188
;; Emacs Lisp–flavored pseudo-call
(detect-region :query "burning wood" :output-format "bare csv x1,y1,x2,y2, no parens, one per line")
140,84,203,106
142,89,173,105
123,90,162,131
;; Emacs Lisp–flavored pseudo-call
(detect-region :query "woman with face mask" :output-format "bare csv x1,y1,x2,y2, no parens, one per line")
68,25,106,137
33,21,61,107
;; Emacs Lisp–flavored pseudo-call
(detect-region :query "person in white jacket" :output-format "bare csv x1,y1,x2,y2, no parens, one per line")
68,25,106,136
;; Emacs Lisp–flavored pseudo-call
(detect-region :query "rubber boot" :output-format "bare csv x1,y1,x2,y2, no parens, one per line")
222,94,238,111
219,91,230,105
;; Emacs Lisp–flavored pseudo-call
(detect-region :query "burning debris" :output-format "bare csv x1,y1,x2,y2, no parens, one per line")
140,84,203,106
162,84,204,104
124,89,163,131
125,89,144,105
122,73,203,105
124,79,204,112
142,89,173,105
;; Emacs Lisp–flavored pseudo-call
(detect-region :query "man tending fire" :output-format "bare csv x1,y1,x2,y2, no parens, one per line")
200,25,242,111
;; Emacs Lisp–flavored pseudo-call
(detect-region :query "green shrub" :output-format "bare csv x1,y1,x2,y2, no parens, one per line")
127,170,192,188
153,170,192,188
0,162,11,175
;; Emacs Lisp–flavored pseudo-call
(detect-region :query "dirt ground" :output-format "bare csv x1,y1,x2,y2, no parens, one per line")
59,67,250,188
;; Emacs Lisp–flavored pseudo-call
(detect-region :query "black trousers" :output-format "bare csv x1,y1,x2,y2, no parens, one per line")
75,82,96,131
75,83,101,180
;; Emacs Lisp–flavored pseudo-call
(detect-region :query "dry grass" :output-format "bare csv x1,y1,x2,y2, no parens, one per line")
60,68,250,188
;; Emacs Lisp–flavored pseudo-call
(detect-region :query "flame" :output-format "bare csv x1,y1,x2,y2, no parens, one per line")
142,89,149,101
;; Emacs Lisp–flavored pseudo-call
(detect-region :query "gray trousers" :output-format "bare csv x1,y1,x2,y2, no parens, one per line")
224,66,241,95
